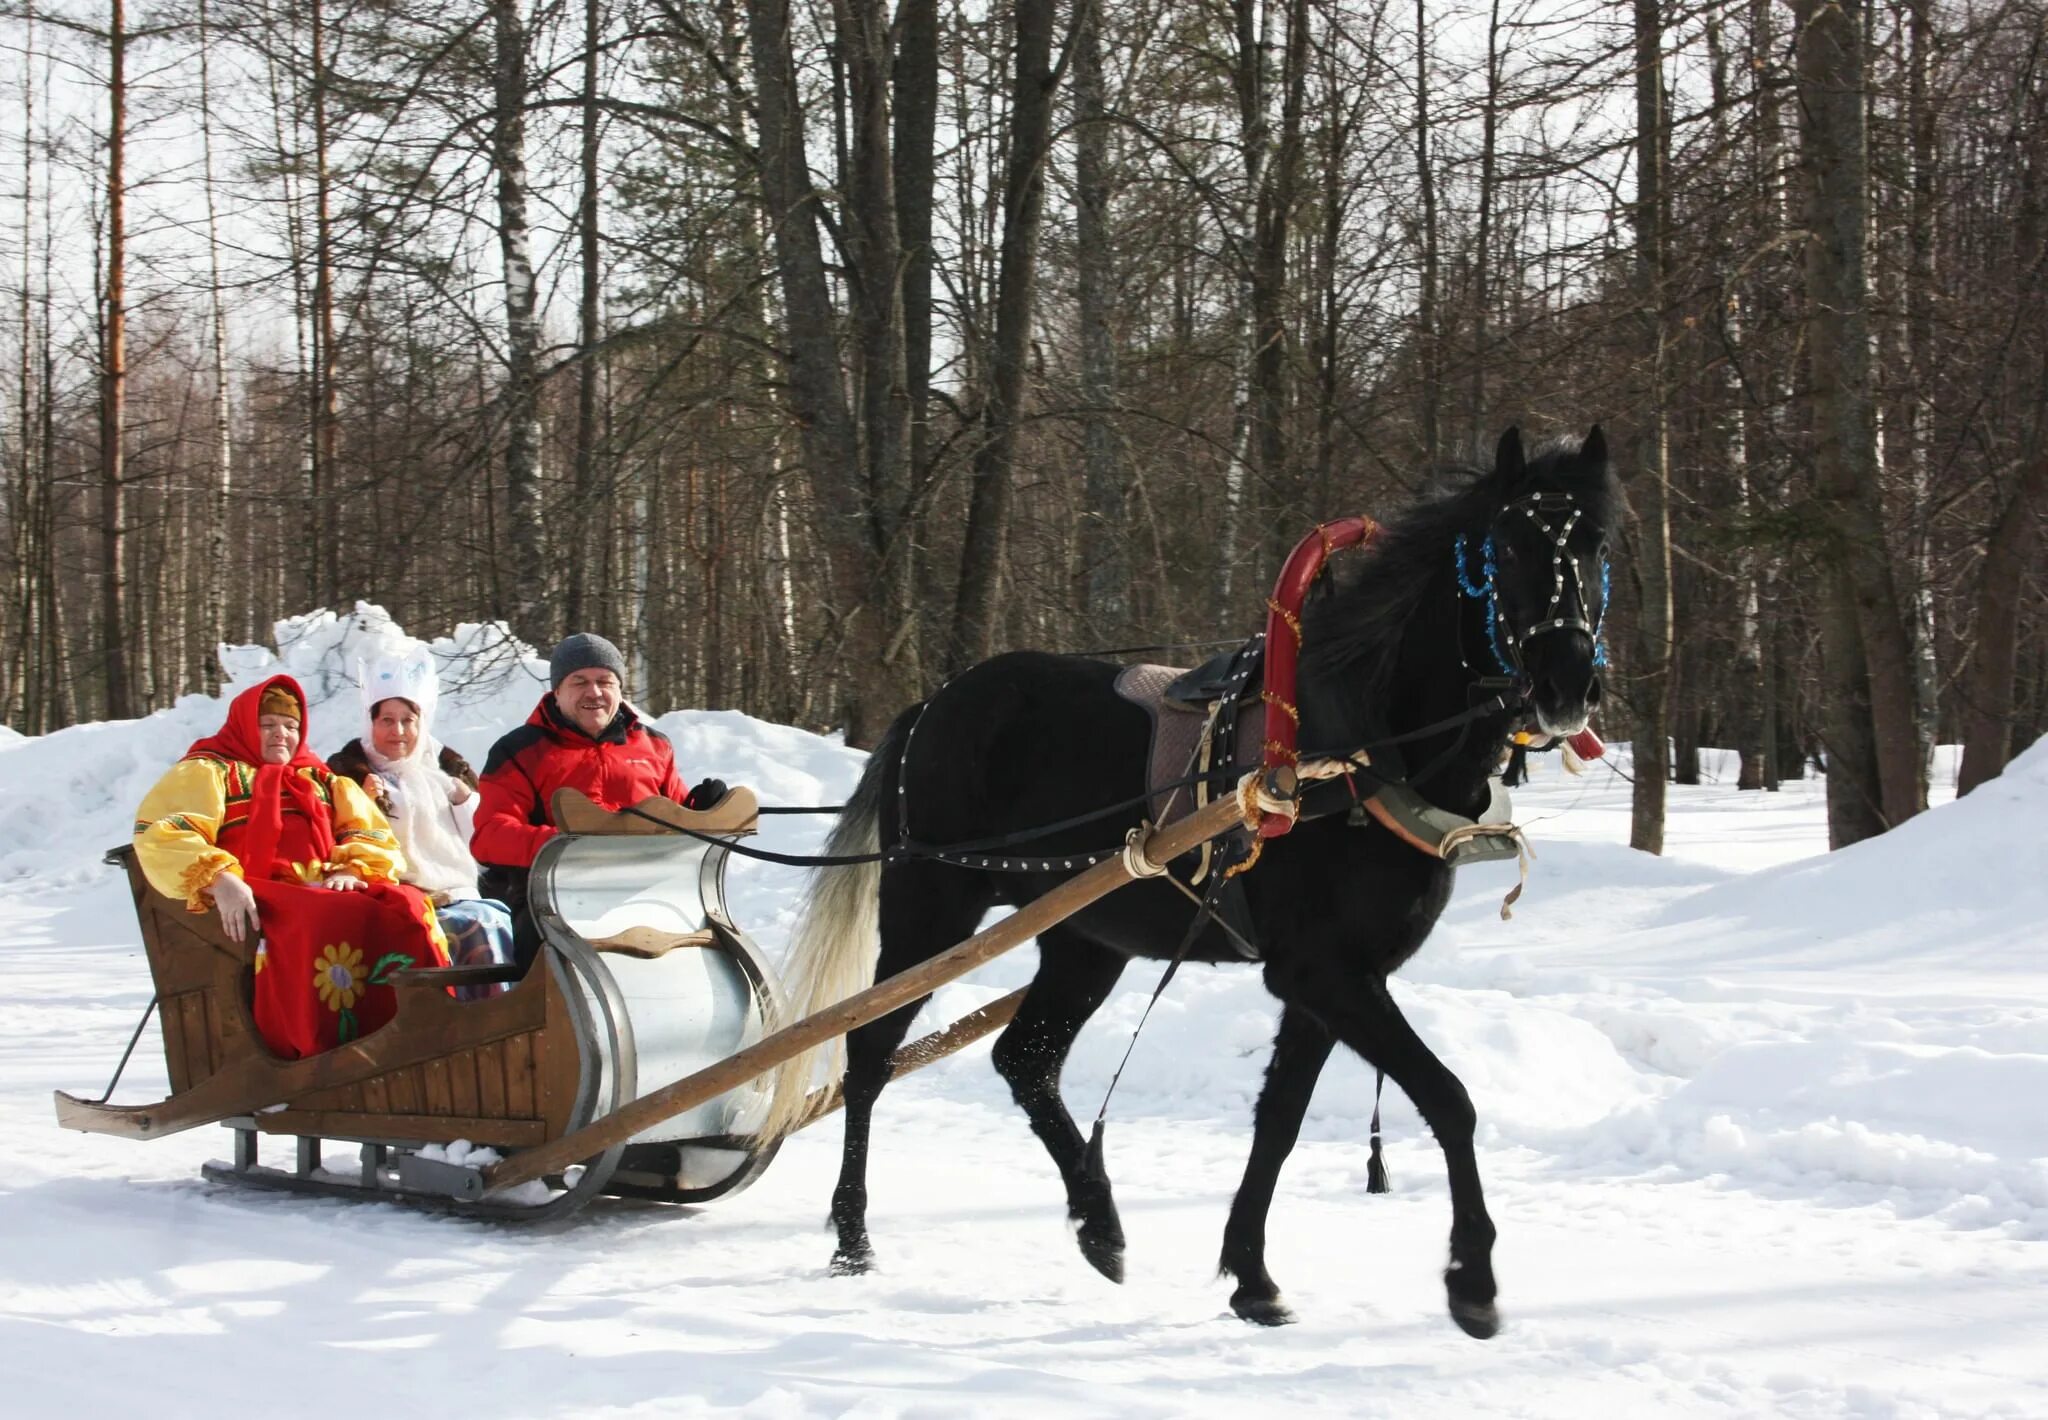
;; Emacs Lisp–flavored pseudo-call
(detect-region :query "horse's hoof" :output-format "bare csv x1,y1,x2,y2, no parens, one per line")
829,1245,874,1277
1077,1229,1125,1284
1230,1287,1296,1327
1449,1296,1500,1340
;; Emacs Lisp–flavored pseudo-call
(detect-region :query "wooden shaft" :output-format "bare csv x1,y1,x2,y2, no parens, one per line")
796,985,1028,1129
481,792,1253,1194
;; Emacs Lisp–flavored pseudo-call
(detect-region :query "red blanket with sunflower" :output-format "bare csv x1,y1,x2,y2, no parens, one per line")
227,788,450,1056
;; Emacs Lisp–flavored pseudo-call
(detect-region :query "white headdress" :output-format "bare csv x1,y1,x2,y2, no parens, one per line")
361,645,439,731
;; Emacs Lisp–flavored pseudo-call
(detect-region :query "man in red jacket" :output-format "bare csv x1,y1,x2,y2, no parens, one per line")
473,632,725,967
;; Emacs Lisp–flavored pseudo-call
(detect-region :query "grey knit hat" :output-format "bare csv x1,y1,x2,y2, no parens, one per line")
549,632,627,689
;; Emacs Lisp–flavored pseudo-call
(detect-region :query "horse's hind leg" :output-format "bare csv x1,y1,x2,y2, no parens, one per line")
1219,1004,1336,1325
830,861,991,1275
988,925,1128,1282
829,994,922,1276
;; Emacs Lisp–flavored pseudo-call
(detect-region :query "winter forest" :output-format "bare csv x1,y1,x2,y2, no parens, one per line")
1,0,2044,851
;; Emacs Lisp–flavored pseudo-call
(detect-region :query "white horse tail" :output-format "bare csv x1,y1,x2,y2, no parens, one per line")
752,730,897,1143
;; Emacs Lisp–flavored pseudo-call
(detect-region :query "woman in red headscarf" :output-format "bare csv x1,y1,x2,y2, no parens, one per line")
132,674,451,1058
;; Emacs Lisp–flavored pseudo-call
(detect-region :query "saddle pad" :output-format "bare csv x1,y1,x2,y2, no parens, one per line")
1113,664,1266,826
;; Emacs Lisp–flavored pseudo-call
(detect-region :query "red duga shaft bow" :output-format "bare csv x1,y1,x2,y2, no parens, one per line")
1257,517,1379,838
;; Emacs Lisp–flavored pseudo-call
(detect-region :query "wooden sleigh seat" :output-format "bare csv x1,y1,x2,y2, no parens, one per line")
56,788,783,1219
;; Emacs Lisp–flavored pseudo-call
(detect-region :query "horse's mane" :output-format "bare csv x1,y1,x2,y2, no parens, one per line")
1301,434,1614,704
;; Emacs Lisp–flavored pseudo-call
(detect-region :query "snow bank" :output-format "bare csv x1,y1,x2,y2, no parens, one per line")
1649,733,2048,982
1404,737,2048,1228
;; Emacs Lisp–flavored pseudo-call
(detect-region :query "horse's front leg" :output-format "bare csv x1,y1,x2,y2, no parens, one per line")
989,927,1128,1281
1219,1003,1336,1325
1322,975,1501,1339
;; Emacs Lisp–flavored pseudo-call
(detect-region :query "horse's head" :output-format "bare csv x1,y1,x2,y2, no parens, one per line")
1464,426,1614,737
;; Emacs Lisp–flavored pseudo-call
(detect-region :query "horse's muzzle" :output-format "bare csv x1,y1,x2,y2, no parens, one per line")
1531,665,1599,738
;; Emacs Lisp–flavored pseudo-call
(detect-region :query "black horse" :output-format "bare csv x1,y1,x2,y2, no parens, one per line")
758,426,1613,1334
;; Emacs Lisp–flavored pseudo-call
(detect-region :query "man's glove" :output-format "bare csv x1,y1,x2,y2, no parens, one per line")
685,777,729,810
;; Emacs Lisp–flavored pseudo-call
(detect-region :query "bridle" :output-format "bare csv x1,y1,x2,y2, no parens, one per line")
1453,489,1609,679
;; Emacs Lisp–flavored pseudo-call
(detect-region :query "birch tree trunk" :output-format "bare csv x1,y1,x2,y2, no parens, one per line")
494,0,545,639
310,0,341,606
1705,8,1767,790
34,84,67,729
257,0,314,615
99,0,135,719
1904,0,1939,774
564,0,603,634
1218,0,1271,613
199,0,232,672
1312,62,1357,518
9,10,37,727
1469,0,1502,452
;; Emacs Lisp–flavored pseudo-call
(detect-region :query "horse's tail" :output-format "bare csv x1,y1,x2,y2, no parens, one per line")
752,708,910,1144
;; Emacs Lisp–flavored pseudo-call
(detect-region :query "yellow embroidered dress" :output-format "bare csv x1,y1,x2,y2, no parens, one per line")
133,675,450,1058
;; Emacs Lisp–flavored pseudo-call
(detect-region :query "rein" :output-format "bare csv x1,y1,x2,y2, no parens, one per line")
615,687,1532,874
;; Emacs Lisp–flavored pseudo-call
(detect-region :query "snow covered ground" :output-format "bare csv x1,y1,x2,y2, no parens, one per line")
2,608,2044,1418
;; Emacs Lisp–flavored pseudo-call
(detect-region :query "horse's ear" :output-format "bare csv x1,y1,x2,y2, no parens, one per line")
1580,425,1608,469
1493,426,1526,490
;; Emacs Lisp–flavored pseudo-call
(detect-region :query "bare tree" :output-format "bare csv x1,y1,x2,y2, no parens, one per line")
1412,0,1441,464
1794,0,1924,842
1958,457,2048,794
949,0,1058,668
1626,0,1672,852
1072,0,1124,635
745,0,892,742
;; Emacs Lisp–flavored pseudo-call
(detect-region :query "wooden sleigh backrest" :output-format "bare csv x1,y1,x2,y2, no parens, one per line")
549,787,759,838
105,845,262,1095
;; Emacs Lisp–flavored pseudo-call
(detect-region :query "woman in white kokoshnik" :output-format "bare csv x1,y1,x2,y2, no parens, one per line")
327,648,517,995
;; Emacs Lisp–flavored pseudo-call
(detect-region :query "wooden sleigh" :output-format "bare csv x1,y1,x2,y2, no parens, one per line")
58,775,1270,1221
58,788,787,1218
